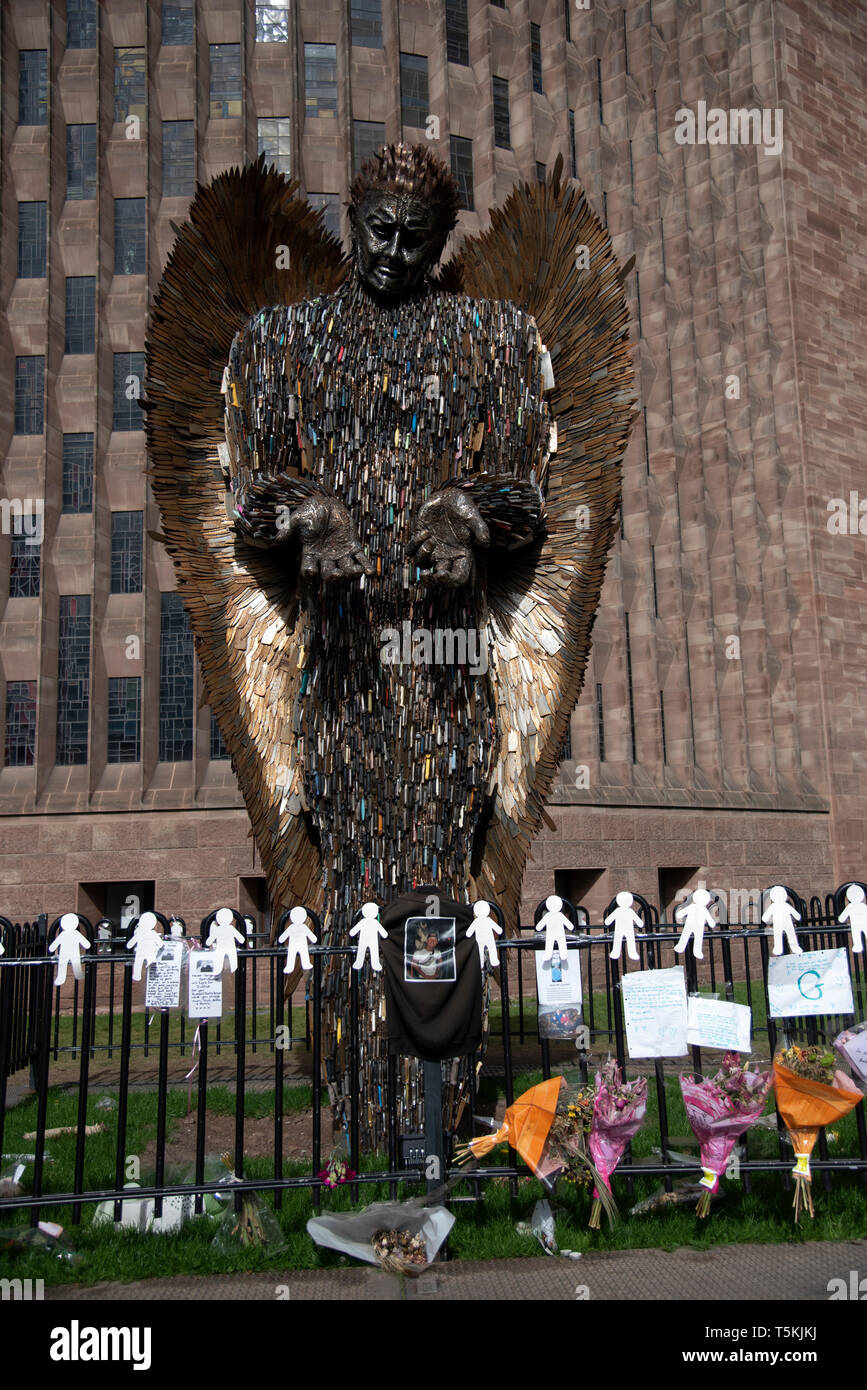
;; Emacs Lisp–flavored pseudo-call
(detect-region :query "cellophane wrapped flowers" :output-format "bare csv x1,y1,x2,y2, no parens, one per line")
587,1060,648,1228
679,1052,773,1217
773,1044,864,1222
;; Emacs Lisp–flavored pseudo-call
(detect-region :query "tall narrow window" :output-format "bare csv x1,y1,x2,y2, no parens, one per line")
65,277,96,354
536,161,547,184
159,593,193,761
57,596,91,765
450,136,474,211
624,612,637,763
446,0,470,65
110,512,143,593
650,545,659,616
19,51,48,125
255,3,290,42
258,117,291,174
14,357,44,435
63,434,94,513
304,43,337,119
107,677,141,762
353,120,385,174
492,76,510,148
659,690,667,765
17,203,47,279
308,193,341,241
115,198,146,275
162,0,193,45
162,120,194,195
351,0,382,48
559,727,573,761
67,0,97,48
400,53,429,129
113,352,145,431
67,124,97,199
211,712,229,759
564,0,571,42
568,109,577,177
5,681,37,768
209,44,241,118
596,682,605,762
531,23,543,94
114,48,146,123
9,536,41,599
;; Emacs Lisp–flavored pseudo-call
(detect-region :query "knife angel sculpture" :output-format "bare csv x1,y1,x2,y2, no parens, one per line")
146,145,634,1145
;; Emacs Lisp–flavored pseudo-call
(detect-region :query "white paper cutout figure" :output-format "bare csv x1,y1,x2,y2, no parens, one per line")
674,888,716,961
0,932,4,958
169,917,186,938
605,891,642,962
838,884,867,954
206,907,245,975
467,901,503,967
279,906,317,973
762,886,803,956
127,911,163,982
538,895,575,963
349,902,387,973
49,913,90,986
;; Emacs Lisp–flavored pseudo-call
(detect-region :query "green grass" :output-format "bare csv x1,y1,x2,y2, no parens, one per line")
46,1006,309,1059
2,1072,866,1287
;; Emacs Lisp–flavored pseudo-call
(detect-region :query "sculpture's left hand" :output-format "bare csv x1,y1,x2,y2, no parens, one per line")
406,489,490,588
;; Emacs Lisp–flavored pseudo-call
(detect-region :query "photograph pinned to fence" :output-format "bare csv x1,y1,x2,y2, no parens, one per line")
535,946,583,1038
686,995,752,1053
145,938,186,1010
187,948,224,1017
404,917,456,982
767,947,854,1019
621,966,689,1058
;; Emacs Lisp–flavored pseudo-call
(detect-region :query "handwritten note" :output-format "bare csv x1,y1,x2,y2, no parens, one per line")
621,967,688,1058
145,940,185,1010
767,948,854,1019
687,996,752,1053
187,950,223,1019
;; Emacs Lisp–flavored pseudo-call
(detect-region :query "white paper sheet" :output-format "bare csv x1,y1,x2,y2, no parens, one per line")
687,996,752,1053
621,966,688,1058
535,947,582,1006
767,948,854,1019
188,949,223,1018
835,1024,867,1083
145,940,185,1010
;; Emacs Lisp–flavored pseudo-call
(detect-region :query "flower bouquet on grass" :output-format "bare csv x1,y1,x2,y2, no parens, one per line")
680,1052,773,1218
773,1044,864,1222
454,1077,565,1184
587,1061,648,1228
455,1077,613,1214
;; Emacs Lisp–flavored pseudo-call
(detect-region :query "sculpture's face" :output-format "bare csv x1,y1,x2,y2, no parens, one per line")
354,193,442,299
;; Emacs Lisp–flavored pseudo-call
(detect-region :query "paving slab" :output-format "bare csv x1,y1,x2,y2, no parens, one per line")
45,1238,867,1301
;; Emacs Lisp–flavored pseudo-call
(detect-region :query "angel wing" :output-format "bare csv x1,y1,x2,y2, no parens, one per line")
439,155,636,927
145,159,347,920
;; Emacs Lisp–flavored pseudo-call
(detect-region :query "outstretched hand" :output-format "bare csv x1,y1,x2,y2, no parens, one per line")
281,494,374,584
406,488,490,588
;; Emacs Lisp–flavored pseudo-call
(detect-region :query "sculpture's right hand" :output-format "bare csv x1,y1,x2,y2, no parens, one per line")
281,494,374,584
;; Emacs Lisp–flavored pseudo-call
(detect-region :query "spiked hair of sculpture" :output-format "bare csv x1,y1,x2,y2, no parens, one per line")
348,142,461,244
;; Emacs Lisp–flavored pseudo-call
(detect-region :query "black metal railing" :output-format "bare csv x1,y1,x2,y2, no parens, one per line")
0,884,865,1224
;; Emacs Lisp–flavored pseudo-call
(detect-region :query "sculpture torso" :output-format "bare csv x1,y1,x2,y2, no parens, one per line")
228,273,549,925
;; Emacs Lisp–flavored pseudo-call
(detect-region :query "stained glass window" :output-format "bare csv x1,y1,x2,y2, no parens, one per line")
107,677,141,762
57,596,91,765
159,593,193,761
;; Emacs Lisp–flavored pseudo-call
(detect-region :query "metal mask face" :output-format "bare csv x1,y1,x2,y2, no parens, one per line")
354,193,442,299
